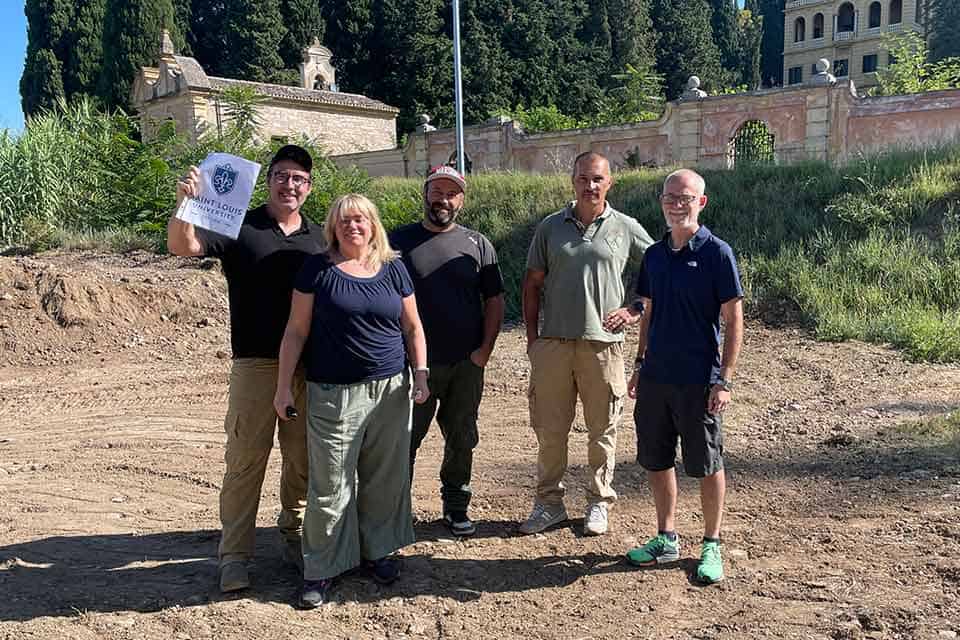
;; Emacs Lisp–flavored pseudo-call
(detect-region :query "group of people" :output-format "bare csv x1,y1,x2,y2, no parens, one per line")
167,144,743,608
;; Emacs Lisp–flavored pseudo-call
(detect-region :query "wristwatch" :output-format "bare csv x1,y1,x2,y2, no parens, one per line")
715,378,733,392
413,367,430,378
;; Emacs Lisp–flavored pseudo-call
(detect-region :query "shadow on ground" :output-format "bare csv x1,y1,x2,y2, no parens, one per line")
0,526,639,622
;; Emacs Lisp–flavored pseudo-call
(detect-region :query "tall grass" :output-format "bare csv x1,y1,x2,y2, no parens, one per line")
0,97,369,249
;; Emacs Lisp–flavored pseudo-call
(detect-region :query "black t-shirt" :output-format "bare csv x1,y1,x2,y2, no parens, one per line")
294,254,414,384
389,222,504,366
197,205,324,359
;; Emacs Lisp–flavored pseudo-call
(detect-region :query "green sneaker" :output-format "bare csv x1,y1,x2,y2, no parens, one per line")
696,541,724,583
626,533,681,566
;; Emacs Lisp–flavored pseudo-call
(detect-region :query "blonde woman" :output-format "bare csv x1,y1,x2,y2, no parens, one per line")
274,193,429,609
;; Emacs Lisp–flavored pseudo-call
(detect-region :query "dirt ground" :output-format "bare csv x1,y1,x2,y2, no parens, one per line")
1,250,959,640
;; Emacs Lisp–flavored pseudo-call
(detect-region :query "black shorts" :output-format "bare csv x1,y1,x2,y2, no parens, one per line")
633,377,724,477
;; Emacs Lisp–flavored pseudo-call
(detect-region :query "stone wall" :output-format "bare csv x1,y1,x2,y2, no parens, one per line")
331,81,960,176
228,102,395,156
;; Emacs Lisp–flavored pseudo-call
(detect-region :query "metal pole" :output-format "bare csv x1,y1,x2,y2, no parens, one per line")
452,0,465,174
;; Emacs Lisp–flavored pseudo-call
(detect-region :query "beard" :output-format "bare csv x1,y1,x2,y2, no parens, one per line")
426,202,461,228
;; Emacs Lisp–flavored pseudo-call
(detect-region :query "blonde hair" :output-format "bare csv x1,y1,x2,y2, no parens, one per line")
323,193,399,270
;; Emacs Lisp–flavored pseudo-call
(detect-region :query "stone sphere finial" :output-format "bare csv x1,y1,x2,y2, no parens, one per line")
415,113,436,132
816,58,830,73
687,76,702,90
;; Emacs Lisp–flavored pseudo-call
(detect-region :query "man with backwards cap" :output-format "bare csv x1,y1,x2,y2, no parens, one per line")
390,165,505,537
168,145,324,593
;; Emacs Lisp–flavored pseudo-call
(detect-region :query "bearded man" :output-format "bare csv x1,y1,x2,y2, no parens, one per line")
389,165,505,537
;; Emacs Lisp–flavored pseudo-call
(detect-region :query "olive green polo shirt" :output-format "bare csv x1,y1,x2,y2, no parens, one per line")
526,202,654,342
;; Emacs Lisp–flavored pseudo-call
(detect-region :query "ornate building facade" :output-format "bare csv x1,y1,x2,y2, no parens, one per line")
132,32,399,155
782,0,927,88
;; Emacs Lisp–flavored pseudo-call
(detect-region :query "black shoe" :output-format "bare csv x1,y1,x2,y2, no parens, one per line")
366,557,400,585
443,511,476,537
298,578,332,609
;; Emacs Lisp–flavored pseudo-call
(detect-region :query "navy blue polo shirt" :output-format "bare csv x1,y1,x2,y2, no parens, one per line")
637,225,743,385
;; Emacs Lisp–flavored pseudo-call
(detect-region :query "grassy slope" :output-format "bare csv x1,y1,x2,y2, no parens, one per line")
369,147,960,361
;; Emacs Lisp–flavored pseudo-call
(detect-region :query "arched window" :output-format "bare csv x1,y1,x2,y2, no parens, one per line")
889,0,902,24
869,1,882,27
837,2,856,31
727,120,775,168
794,17,806,42
813,13,824,38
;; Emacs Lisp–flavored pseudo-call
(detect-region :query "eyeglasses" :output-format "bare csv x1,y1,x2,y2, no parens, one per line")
271,171,312,188
660,194,699,206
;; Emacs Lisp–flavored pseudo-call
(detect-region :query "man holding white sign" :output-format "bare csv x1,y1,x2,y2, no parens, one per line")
168,145,324,594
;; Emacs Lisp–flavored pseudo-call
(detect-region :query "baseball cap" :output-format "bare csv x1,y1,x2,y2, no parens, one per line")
424,165,466,191
269,144,313,174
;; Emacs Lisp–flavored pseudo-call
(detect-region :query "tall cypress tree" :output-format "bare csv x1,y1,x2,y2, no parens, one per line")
756,0,784,86
460,0,514,124
171,0,193,56
609,0,658,74
578,0,614,78
929,0,960,61
279,0,325,69
321,0,376,93
709,0,741,74
652,0,724,98
20,0,72,116
63,0,105,99
219,0,287,83
739,4,764,88
21,49,66,115
98,0,179,110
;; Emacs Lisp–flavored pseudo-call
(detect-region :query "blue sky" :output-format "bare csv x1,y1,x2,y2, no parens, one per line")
0,3,26,132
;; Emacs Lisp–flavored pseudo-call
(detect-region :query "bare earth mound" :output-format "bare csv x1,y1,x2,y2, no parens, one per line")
1,251,958,640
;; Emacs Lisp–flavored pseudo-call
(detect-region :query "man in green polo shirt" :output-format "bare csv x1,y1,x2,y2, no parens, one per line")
520,151,654,536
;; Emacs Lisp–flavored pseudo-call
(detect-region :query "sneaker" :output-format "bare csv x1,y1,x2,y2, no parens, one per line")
366,557,400,585
519,502,568,535
298,578,332,609
696,540,724,584
584,502,608,536
281,537,304,572
444,511,477,537
626,533,681,567
219,560,250,593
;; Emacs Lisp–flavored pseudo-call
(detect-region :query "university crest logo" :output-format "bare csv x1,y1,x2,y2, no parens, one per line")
213,164,238,195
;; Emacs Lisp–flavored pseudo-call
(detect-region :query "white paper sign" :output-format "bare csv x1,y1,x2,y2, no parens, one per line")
175,153,262,240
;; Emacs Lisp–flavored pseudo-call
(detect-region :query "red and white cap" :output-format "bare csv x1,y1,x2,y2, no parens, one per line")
424,165,466,191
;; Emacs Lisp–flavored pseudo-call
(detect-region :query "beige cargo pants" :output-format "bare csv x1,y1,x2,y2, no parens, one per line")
218,358,308,567
528,338,627,506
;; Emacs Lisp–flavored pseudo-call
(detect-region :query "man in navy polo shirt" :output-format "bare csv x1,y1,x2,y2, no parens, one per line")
168,145,324,593
625,169,743,584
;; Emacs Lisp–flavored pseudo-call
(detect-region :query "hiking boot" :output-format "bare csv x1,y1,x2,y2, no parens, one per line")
219,560,250,593
696,540,724,584
519,503,568,535
281,537,304,572
298,578,333,609
366,557,400,585
444,511,477,537
626,533,681,567
584,502,608,536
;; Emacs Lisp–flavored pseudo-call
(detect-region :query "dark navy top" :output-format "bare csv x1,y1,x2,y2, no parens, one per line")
637,225,743,385
294,254,415,384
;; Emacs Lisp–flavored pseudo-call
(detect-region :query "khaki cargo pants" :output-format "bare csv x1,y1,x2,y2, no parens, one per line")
528,339,627,506
218,358,308,567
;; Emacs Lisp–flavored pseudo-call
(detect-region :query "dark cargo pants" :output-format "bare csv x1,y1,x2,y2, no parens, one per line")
410,358,484,513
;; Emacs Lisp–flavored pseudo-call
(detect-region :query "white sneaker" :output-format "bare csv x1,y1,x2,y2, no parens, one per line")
519,502,568,535
584,502,608,536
